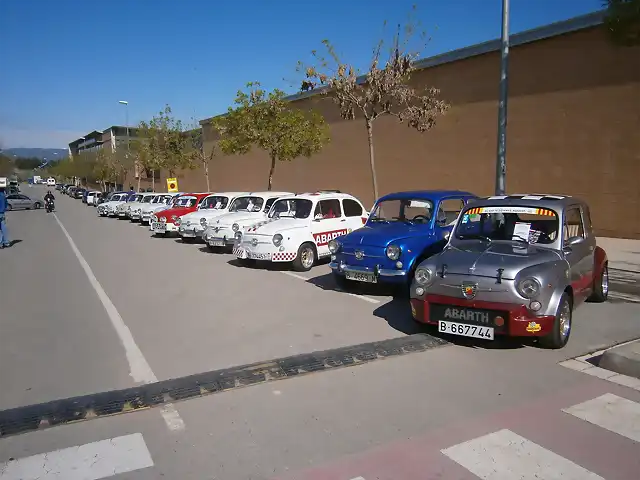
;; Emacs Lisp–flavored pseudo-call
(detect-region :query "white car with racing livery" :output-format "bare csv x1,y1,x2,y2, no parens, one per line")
140,193,181,225
176,191,248,242
202,191,292,250
97,192,130,217
233,191,369,271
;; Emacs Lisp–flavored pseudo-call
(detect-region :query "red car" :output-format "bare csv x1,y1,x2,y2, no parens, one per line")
150,193,210,236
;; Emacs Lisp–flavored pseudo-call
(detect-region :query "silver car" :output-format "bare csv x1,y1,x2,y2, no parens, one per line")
6,193,43,210
410,194,609,349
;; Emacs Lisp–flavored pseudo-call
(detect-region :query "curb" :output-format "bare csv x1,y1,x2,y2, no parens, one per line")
599,339,640,380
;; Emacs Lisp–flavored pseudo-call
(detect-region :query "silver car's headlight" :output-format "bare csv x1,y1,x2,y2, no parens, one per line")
272,233,283,247
160,217,167,223
414,267,435,286
517,278,541,299
235,231,242,241
200,217,207,226
386,244,401,260
328,239,340,254
232,223,240,232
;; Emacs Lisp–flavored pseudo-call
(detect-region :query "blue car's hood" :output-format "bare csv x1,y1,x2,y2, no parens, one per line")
344,223,430,248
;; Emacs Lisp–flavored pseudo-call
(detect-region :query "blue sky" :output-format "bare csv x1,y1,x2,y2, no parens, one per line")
0,0,603,149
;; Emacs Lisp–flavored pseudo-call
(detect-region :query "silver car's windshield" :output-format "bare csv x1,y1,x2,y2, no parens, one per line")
268,199,312,219
175,196,197,207
455,205,559,245
229,196,264,213
142,196,153,203
370,198,434,224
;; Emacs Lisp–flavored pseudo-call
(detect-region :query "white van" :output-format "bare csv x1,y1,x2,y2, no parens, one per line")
46,177,56,186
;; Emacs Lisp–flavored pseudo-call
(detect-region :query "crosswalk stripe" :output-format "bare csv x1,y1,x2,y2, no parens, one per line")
563,393,640,443
0,433,153,480
441,429,604,480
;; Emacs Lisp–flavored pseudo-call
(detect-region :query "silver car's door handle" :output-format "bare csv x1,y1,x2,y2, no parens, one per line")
340,219,346,222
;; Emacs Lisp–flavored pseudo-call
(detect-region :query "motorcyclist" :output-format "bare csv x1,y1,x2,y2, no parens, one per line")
44,190,55,211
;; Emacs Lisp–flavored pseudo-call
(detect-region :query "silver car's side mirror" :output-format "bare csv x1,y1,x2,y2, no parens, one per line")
567,236,584,247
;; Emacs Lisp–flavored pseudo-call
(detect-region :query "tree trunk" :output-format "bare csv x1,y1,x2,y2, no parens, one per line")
152,170,156,192
366,120,379,202
268,156,276,191
136,166,142,192
204,161,210,192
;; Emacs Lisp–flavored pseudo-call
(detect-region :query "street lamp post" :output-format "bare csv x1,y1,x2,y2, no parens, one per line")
495,0,510,196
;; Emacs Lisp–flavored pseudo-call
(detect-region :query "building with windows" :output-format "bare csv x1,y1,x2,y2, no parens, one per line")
68,126,138,158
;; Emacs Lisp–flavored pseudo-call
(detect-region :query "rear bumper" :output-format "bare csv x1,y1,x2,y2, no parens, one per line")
410,294,556,337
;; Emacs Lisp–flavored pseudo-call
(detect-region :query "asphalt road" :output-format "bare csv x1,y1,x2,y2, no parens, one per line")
1,186,639,479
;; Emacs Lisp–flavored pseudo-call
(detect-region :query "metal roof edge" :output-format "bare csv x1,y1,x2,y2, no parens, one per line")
199,9,605,126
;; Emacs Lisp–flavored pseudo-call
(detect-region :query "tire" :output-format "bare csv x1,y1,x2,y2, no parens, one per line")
6,204,12,211
588,263,608,303
292,242,316,272
207,245,223,253
540,292,572,349
34,202,41,209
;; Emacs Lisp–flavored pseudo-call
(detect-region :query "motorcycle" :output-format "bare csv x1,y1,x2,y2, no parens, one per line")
45,199,55,213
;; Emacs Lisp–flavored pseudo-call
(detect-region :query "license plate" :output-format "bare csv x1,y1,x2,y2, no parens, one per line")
181,230,196,237
152,222,166,231
438,321,494,340
345,271,377,283
209,239,225,247
248,251,271,260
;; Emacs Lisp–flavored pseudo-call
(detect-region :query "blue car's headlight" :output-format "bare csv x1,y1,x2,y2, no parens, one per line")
328,239,341,254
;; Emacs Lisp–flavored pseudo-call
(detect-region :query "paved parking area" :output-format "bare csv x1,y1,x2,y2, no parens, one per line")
1,186,640,479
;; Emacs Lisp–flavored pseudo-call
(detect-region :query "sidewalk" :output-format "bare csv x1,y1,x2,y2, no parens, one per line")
597,237,640,273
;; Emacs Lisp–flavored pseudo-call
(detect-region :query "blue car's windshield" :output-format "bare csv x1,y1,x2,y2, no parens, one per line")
370,198,434,224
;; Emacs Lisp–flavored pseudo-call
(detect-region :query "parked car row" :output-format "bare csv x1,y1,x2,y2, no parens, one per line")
68,186,609,349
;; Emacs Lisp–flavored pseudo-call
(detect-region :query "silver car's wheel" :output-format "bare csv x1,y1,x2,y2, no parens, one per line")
558,299,571,339
601,266,609,296
540,292,572,349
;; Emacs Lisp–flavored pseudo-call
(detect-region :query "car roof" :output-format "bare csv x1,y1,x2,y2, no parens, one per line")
377,190,477,202
240,191,293,197
277,191,360,201
203,191,249,198
470,193,584,211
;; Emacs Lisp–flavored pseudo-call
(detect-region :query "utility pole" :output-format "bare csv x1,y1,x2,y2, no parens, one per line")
495,0,510,195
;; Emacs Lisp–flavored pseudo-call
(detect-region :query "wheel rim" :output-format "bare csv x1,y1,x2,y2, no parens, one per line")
559,300,571,339
601,266,609,296
300,247,315,269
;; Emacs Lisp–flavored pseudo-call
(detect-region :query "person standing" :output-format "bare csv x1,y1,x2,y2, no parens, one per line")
0,187,10,248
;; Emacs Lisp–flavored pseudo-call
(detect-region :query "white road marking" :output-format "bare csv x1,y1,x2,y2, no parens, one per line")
563,393,640,443
278,271,380,304
52,213,185,432
608,291,640,303
349,477,366,480
441,428,603,480
0,433,153,480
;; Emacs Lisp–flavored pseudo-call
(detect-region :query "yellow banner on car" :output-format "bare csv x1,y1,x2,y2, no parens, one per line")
166,178,178,192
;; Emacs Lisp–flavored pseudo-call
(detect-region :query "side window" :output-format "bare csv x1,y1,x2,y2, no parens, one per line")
7,195,17,200
264,197,278,212
437,199,465,226
342,198,363,217
563,207,585,242
583,205,593,231
313,199,342,220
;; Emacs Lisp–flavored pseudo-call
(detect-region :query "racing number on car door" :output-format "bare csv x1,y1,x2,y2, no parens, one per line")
312,199,347,256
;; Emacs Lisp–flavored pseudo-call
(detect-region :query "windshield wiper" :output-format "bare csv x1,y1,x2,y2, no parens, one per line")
457,234,492,243
369,218,389,223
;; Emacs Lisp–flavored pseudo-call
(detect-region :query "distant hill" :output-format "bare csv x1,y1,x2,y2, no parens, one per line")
0,148,67,160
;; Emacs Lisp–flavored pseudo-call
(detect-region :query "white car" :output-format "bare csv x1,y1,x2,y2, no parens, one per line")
202,191,292,250
140,193,182,225
86,190,100,206
115,193,145,218
119,192,156,220
176,191,248,241
234,191,369,271
97,193,130,217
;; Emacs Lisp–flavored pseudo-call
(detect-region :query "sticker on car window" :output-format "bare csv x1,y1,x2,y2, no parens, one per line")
409,200,430,208
512,222,531,241
461,214,470,223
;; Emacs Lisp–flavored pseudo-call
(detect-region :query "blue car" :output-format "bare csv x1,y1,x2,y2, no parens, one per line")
329,190,477,289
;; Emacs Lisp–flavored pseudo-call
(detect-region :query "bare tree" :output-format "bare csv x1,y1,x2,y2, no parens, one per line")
297,7,449,200
187,122,214,192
